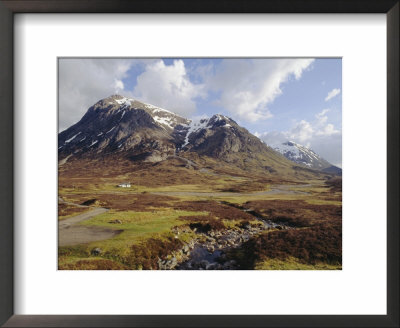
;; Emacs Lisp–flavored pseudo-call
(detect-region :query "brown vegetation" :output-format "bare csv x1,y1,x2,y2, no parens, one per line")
236,222,342,269
174,200,254,221
242,199,341,226
175,200,255,232
80,198,101,206
124,235,184,270
95,193,178,211
325,177,342,192
228,198,342,269
180,215,226,232
59,258,127,270
58,202,90,219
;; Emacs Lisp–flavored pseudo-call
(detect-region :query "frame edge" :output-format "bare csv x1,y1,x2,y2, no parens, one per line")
2,0,399,327
387,2,400,326
0,1,14,327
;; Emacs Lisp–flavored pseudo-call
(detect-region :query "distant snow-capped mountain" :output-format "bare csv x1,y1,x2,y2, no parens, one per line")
270,141,341,175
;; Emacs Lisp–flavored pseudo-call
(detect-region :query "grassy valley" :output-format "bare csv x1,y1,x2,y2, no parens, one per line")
58,157,342,270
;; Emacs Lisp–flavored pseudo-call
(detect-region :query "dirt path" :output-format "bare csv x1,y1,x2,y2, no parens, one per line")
58,202,120,246
59,207,108,227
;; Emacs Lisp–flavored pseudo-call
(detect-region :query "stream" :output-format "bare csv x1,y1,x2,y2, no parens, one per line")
174,205,294,270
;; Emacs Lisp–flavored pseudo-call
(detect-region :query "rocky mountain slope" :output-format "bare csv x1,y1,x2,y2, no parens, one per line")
59,95,329,179
59,95,189,162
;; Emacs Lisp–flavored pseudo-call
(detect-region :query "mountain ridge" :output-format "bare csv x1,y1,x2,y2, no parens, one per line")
59,95,331,179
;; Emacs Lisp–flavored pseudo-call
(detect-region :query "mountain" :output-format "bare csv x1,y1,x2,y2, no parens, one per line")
59,95,329,179
59,95,189,163
270,141,342,175
173,114,300,173
321,165,342,176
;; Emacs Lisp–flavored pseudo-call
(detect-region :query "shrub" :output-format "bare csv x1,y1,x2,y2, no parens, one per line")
59,258,126,270
182,215,226,232
325,177,342,192
175,200,254,221
123,235,184,270
236,221,342,269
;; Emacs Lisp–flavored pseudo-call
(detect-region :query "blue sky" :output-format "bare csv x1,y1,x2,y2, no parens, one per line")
59,58,342,166
121,58,341,133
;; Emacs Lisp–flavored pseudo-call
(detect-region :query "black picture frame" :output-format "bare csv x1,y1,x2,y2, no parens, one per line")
0,1,398,327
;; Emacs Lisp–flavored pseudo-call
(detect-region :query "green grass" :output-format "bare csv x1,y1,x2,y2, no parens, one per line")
58,177,341,270
58,256,128,270
59,209,208,262
304,198,342,206
254,257,342,270
59,175,270,195
80,209,207,237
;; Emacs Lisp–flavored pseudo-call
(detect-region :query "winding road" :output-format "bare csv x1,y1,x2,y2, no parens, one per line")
58,198,120,246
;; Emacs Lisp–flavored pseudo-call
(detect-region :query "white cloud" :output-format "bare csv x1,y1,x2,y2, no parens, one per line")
133,60,204,117
59,58,203,131
256,108,341,166
255,131,288,145
114,79,124,91
325,88,341,101
315,108,330,125
59,58,315,131
288,120,314,144
59,59,136,131
316,123,339,136
314,109,339,136
206,59,314,122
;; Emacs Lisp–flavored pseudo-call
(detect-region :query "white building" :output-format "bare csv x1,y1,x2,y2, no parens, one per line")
117,182,131,188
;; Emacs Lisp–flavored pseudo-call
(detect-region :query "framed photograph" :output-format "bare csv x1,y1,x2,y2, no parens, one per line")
0,0,398,327
57,56,343,272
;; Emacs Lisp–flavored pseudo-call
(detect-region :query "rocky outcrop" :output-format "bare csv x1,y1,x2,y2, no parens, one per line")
157,217,294,270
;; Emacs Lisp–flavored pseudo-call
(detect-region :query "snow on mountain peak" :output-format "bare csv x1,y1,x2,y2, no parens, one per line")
182,117,210,147
142,102,173,115
271,140,330,169
114,97,133,107
104,95,189,130
180,114,235,147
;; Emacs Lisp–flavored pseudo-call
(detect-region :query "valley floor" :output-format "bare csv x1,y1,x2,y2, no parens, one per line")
58,161,342,270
